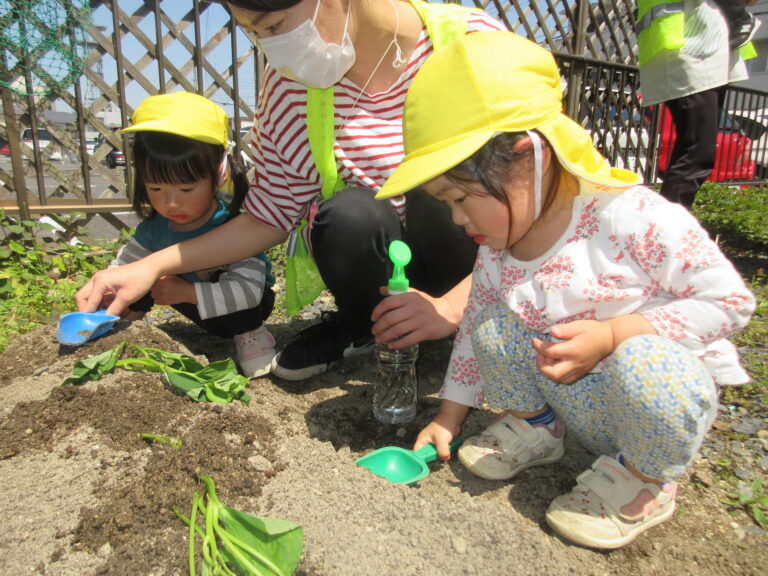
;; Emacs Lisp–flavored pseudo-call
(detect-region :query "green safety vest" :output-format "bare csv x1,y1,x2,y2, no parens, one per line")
636,0,685,67
284,0,475,314
637,0,757,66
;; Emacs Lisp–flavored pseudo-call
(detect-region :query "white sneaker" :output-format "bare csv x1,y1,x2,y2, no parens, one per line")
234,326,276,378
545,455,677,549
458,412,564,480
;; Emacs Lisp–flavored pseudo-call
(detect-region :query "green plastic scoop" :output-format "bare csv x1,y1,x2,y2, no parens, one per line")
355,437,464,485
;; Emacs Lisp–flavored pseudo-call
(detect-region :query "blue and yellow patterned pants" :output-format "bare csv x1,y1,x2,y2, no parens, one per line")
472,302,718,482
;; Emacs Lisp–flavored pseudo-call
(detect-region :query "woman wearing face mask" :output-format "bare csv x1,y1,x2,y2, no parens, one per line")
76,0,505,381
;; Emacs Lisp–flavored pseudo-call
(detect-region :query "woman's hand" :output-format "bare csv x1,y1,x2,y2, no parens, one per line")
371,288,462,349
76,260,160,316
413,400,468,460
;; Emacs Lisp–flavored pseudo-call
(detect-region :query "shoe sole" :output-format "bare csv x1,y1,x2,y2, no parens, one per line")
269,352,331,381
459,443,565,481
269,341,374,382
545,499,676,550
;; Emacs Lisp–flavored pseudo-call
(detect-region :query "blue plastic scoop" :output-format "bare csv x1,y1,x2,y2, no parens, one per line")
57,309,120,346
355,437,464,485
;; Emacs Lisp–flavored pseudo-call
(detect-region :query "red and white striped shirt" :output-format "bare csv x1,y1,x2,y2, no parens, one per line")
243,11,505,231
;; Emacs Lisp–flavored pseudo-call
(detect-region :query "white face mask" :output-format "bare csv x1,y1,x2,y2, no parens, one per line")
257,0,355,89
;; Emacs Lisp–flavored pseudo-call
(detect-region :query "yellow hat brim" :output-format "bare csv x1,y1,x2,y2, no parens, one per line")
376,31,640,200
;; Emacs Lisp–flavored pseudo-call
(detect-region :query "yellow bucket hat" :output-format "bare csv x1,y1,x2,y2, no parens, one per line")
376,31,640,200
122,91,229,147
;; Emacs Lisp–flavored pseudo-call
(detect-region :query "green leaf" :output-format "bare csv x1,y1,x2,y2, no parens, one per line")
140,432,183,449
8,239,27,256
62,344,123,385
165,371,207,402
61,343,250,404
754,507,767,529
180,477,304,576
218,505,303,576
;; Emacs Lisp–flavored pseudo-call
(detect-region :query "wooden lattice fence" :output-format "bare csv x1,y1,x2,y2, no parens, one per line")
0,0,762,230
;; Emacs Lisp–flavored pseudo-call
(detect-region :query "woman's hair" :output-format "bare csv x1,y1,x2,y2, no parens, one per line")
130,131,248,220
223,0,302,10
444,131,561,248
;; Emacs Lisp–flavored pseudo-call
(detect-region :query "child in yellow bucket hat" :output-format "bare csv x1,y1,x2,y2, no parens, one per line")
106,92,277,377
377,31,755,550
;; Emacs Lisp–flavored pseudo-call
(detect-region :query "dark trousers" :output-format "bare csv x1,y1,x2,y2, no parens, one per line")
311,186,477,339
661,86,727,209
130,276,275,338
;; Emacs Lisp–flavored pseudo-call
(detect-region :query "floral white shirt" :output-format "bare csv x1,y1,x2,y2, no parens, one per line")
443,186,755,408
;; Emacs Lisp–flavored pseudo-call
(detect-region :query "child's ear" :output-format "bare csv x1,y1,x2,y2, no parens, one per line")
513,134,553,171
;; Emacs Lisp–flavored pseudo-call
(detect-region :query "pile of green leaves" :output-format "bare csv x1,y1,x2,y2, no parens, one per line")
0,210,125,354
63,343,251,404
175,476,303,576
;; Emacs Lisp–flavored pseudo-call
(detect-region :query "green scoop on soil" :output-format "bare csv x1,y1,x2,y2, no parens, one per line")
356,437,463,485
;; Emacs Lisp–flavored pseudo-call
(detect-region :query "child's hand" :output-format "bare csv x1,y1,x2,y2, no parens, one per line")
413,422,458,461
120,309,146,322
413,400,468,460
532,320,614,384
150,276,197,306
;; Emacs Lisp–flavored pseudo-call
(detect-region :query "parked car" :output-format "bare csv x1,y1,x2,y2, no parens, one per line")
728,109,768,178
0,143,10,156
20,127,64,160
106,147,126,168
21,127,53,150
97,128,126,168
650,104,756,182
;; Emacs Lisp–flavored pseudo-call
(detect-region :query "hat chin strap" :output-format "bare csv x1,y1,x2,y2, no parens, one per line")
526,130,543,220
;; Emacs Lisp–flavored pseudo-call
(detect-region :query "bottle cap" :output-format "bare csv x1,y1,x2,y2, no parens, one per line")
387,240,412,294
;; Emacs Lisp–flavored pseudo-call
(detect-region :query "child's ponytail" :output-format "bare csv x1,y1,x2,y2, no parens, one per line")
222,152,249,220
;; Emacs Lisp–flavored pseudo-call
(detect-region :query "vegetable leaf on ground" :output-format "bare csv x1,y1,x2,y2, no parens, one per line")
62,343,250,404
175,476,303,576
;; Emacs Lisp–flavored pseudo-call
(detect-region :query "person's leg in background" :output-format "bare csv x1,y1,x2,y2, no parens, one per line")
272,185,477,381
312,186,402,340
660,86,726,209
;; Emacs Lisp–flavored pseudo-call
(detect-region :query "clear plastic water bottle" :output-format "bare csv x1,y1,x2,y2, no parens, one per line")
374,343,418,424
373,240,418,425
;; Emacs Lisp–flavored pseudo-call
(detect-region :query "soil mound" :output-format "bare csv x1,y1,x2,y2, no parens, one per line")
0,318,764,575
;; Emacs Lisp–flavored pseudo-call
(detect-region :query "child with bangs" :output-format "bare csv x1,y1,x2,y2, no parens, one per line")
109,92,275,378
376,32,754,550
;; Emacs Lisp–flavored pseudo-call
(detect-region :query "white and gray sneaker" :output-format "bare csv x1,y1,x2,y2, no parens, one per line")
234,326,276,378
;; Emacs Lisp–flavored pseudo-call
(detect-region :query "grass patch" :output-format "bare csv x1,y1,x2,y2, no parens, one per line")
0,211,127,354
